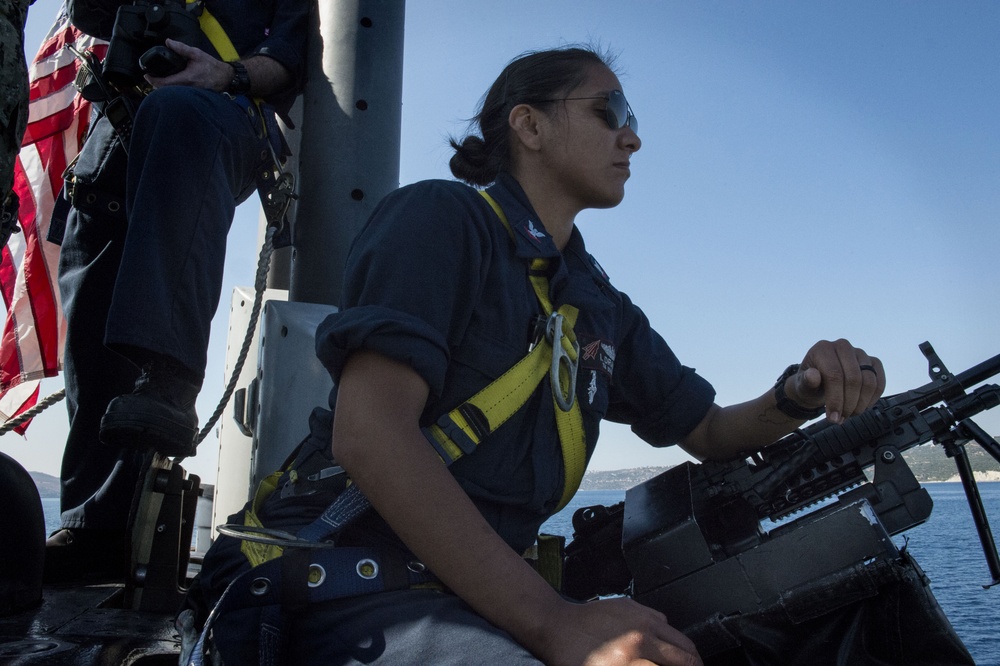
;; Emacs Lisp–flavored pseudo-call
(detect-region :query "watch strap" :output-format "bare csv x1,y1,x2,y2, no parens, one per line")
774,364,825,420
227,61,251,96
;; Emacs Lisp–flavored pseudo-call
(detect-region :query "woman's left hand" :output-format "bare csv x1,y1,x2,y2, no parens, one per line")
787,338,886,424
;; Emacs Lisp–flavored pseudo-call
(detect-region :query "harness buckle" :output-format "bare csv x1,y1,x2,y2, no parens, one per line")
545,312,578,412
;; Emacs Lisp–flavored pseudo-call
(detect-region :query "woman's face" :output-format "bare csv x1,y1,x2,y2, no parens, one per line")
538,64,641,211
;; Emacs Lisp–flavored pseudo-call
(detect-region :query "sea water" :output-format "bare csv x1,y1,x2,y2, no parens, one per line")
42,483,999,663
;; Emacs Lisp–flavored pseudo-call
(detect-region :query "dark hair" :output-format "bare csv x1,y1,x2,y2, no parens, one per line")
449,46,615,187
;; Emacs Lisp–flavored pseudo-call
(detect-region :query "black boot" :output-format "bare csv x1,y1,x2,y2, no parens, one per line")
100,355,200,457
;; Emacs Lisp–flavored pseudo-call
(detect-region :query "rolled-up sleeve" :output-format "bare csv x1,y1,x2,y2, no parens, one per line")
315,305,451,399
244,0,309,84
314,182,495,401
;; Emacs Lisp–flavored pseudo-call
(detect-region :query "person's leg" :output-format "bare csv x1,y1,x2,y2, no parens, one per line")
99,87,267,455
49,199,146,583
283,589,544,665
0,0,30,246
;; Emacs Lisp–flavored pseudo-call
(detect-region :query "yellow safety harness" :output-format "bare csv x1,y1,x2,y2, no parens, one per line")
423,190,587,512
189,0,240,62
193,190,588,664
185,0,295,238
235,190,588,568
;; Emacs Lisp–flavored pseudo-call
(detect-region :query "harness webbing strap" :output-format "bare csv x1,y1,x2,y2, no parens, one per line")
187,0,240,62
553,369,586,511
238,188,589,570
241,469,286,566
188,545,436,666
424,190,587,512
194,190,591,665
423,326,563,461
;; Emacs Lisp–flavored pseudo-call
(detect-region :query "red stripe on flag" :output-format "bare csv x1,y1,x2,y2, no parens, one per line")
14,383,40,435
0,157,40,387
20,193,60,378
28,62,77,102
0,5,106,425
34,17,84,61
0,229,19,308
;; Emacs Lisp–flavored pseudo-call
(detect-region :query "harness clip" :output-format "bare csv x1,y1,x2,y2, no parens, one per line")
545,312,578,412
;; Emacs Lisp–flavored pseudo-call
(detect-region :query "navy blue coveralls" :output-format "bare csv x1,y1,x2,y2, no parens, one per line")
198,173,717,664
53,0,307,532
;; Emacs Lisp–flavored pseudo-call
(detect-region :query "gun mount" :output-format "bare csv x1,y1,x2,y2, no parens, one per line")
564,343,1000,654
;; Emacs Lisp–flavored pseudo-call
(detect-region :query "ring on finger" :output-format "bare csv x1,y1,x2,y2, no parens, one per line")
859,364,877,375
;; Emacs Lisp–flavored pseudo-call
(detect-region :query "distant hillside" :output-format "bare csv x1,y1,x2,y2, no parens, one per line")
579,466,671,490
30,471,60,498
581,439,1000,490
904,442,1000,482
31,437,999,497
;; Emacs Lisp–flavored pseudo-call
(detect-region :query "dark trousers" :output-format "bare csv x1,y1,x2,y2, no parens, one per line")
56,86,269,530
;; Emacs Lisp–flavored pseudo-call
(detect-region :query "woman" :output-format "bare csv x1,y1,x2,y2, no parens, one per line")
198,46,884,665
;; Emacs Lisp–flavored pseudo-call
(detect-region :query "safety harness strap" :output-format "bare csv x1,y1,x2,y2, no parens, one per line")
237,189,590,558
193,190,591,665
425,190,587,511
422,327,564,461
187,0,240,62
188,545,436,666
239,468,286,567
183,0,296,243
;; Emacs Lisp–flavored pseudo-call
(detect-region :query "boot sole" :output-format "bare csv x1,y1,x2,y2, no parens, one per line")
100,412,198,457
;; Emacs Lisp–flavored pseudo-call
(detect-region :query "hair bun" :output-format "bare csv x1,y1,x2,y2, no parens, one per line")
449,135,497,187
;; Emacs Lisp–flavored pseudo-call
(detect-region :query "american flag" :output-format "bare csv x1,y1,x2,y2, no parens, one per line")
0,6,106,432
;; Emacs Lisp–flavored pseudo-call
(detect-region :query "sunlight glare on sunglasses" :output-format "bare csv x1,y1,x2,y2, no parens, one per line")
602,90,638,134
534,90,638,134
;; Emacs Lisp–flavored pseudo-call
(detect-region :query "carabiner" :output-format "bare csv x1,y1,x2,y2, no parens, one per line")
546,312,579,411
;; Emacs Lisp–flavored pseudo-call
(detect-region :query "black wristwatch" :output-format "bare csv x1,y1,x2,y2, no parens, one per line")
773,364,825,420
226,61,251,96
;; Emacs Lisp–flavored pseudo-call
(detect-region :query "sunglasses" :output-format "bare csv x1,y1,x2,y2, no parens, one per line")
534,89,638,134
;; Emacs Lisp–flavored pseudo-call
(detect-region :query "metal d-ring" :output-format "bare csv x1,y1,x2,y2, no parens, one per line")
545,312,578,411
216,523,338,549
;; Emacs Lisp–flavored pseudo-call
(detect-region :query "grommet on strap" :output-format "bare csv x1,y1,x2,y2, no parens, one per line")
307,564,326,588
250,577,271,596
356,559,379,580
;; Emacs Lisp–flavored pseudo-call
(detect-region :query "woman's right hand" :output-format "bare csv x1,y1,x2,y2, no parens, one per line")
537,597,702,666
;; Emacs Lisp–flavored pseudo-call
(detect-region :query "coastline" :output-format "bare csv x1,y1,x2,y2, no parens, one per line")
578,465,1000,492
30,464,1000,498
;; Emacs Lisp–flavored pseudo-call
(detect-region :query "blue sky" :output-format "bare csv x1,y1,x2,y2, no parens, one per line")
9,0,999,481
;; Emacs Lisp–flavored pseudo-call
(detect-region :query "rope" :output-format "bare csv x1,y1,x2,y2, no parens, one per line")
0,225,276,451
0,388,66,436
194,224,277,448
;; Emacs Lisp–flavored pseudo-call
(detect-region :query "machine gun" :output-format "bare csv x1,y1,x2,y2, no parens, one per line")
563,342,1000,655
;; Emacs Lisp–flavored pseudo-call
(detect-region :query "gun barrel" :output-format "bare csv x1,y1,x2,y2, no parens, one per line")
956,353,1000,392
